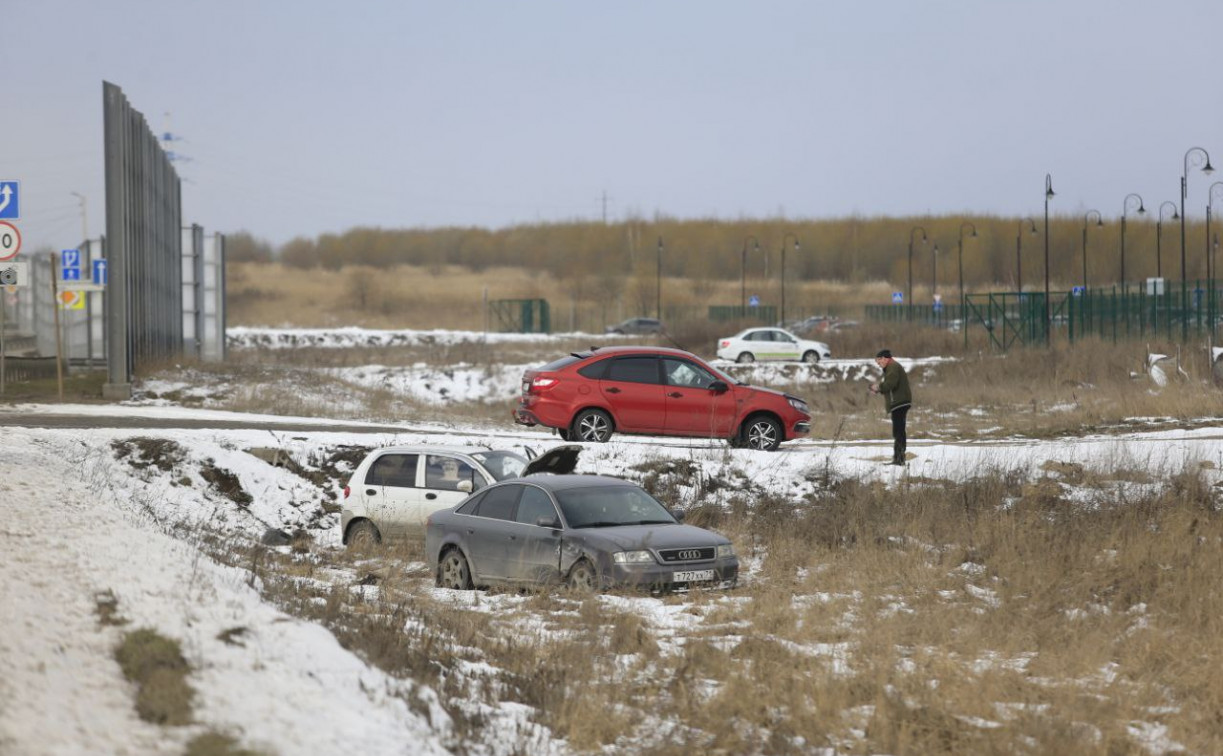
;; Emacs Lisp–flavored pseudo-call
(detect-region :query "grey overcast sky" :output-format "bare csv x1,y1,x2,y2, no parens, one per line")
3,0,1222,251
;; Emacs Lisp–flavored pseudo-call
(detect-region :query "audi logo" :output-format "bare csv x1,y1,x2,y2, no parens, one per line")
677,550,702,561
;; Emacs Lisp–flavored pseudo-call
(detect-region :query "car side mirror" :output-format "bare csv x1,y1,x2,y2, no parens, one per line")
671,510,686,522
457,480,473,493
709,380,728,394
536,516,562,529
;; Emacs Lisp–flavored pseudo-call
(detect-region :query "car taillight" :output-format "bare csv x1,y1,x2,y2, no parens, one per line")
530,376,559,393
719,340,730,348
343,485,350,499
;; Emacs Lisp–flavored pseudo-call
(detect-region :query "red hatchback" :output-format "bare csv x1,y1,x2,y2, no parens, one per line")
512,347,811,451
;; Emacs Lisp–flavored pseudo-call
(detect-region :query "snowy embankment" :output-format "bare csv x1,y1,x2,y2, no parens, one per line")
226,326,614,350
2,401,1221,754
0,424,452,756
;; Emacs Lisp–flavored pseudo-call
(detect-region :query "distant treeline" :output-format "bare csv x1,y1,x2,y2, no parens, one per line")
225,215,1216,289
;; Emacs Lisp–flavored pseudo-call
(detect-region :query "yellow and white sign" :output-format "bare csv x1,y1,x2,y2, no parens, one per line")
58,290,85,310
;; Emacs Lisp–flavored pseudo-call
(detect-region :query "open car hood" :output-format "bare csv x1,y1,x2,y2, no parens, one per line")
522,444,582,476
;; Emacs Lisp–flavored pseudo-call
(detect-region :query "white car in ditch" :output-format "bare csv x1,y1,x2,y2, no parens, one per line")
341,444,579,548
716,327,831,364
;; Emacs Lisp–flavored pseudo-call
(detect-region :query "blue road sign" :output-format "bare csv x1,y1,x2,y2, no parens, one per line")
748,295,760,307
61,249,81,267
933,300,943,312
1072,286,1085,297
93,259,108,285
892,291,904,304
0,181,19,220
62,267,81,281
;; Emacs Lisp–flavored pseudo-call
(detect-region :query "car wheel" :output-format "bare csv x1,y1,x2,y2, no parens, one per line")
802,350,820,364
736,352,755,364
742,415,782,451
572,409,614,443
346,520,381,551
557,428,572,441
566,559,599,594
437,548,473,590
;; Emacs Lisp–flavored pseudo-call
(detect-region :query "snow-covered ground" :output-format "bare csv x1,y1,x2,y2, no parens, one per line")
3,331,1219,755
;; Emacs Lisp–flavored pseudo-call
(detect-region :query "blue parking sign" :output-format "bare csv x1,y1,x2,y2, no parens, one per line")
0,181,19,220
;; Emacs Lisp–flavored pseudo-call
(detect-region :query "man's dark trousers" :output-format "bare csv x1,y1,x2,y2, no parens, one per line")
891,406,909,464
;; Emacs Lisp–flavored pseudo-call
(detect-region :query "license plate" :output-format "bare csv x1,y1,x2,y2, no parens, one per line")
672,569,715,583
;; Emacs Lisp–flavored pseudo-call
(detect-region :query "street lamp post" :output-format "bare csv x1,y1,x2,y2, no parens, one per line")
1119,193,1145,292
1016,218,1036,294
740,235,760,315
1209,183,1223,330
1081,210,1103,292
931,242,940,303
656,236,663,320
780,233,799,327
908,226,927,320
957,222,977,313
1157,201,1179,279
1180,147,1214,339
1044,174,1056,343
70,192,88,242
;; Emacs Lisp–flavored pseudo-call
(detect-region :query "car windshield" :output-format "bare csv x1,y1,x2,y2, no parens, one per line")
555,485,677,529
469,451,529,481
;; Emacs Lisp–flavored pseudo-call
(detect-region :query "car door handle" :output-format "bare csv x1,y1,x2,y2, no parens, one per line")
365,489,377,496
668,392,683,398
508,535,517,541
606,387,621,394
425,493,437,500
466,528,474,535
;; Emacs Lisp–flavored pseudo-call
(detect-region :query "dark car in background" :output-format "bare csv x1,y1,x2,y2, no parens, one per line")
513,346,811,451
605,317,664,335
426,475,738,593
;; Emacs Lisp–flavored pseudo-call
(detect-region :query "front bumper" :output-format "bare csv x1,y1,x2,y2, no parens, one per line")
603,557,739,592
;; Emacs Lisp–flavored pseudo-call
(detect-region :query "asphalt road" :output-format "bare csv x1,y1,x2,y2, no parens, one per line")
0,412,428,434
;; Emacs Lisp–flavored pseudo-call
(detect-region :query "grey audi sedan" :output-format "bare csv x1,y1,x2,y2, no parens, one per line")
425,475,738,593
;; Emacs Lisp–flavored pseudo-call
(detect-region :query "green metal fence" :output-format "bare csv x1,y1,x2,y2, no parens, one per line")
489,298,551,333
867,280,1221,350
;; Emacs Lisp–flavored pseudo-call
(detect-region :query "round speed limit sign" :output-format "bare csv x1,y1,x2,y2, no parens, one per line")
0,221,20,261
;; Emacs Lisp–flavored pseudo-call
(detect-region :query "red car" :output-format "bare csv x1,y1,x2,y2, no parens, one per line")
512,346,811,451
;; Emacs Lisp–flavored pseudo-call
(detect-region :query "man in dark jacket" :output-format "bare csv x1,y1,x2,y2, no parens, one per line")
869,349,911,466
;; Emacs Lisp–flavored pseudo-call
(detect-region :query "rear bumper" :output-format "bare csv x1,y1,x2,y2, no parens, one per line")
512,406,539,427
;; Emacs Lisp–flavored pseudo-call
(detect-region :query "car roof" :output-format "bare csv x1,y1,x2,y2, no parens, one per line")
579,346,697,358
364,445,507,457
503,474,638,492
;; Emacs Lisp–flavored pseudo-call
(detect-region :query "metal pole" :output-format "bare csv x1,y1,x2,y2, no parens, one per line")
1044,174,1054,345
51,252,64,402
1181,147,1215,341
656,236,663,320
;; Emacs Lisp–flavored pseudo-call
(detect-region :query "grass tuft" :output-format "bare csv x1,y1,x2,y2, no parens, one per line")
114,628,194,726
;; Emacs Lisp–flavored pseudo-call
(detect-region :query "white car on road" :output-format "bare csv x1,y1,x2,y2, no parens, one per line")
716,327,831,364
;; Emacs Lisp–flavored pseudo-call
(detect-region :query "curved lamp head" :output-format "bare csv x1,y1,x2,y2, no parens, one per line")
1045,174,1055,199
1205,161,1215,175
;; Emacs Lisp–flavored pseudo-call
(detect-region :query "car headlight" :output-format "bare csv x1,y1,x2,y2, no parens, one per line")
612,550,655,564
787,397,809,413
716,543,735,559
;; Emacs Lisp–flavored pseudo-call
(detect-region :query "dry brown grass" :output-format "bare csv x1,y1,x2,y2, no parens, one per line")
232,459,1222,755
227,261,890,334
114,628,195,726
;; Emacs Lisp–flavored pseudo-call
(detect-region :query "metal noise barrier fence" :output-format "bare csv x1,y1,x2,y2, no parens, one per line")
103,80,183,398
